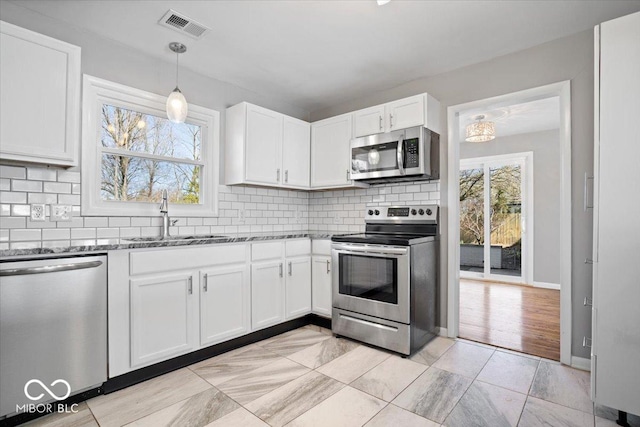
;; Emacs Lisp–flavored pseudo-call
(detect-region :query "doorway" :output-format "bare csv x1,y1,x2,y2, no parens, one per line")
446,82,572,364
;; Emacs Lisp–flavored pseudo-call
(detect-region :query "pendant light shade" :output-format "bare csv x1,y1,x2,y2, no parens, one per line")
465,115,496,142
167,42,188,124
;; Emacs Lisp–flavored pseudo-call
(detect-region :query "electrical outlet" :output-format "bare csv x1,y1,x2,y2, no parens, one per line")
51,204,72,222
30,204,46,221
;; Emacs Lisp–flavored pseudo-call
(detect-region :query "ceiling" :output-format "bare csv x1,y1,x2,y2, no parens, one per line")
459,97,560,141
9,0,640,113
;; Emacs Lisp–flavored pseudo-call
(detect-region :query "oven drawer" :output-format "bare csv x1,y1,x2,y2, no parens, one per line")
332,308,410,355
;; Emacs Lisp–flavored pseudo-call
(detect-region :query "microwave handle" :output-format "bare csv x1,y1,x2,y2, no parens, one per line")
396,136,405,175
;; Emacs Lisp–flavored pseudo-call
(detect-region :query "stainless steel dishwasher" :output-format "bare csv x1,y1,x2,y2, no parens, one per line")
0,255,107,418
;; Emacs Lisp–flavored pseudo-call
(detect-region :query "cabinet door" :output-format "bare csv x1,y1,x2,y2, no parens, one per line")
251,260,285,330
386,94,424,131
130,273,197,368
312,256,332,317
311,114,353,188
354,105,385,137
0,22,80,166
200,264,250,347
282,116,310,188
285,256,312,319
245,104,283,185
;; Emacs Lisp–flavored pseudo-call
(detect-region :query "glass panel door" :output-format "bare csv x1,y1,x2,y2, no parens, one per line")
489,164,522,278
459,167,485,277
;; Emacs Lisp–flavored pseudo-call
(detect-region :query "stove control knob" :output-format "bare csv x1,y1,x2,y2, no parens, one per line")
418,209,425,215
426,209,432,216
374,209,380,216
368,209,374,216
411,209,417,215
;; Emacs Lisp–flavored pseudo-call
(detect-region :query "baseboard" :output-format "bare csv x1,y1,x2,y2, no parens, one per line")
437,327,448,336
571,356,592,371
533,281,561,290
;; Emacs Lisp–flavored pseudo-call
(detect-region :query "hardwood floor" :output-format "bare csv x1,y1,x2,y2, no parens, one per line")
459,279,560,360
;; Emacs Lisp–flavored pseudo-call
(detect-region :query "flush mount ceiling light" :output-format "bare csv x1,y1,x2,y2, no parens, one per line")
465,115,496,142
377,0,391,5
166,42,188,124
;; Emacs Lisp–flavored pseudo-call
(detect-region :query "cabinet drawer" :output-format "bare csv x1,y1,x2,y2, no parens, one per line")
252,241,284,261
286,239,311,257
130,245,246,276
312,239,331,255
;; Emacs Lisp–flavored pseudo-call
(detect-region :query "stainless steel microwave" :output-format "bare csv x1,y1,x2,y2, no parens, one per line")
350,126,439,183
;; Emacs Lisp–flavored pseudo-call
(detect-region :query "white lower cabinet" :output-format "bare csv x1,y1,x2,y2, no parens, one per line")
286,256,312,319
130,272,198,368
200,264,251,347
311,256,332,317
251,260,285,330
311,239,332,318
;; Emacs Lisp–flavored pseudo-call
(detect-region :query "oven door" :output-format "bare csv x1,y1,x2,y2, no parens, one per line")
332,243,410,324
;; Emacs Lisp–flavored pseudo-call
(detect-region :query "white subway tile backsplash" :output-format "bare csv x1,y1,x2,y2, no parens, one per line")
42,240,71,248
27,168,57,181
12,180,42,192
10,229,41,241
96,228,119,239
43,229,71,240
0,205,9,216
0,179,10,191
0,191,27,204
1,217,26,228
71,228,96,239
57,170,81,183
28,193,58,204
43,182,71,194
0,165,26,179
109,217,131,227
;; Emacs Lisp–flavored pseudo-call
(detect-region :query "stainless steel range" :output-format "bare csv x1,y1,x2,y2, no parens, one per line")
331,205,439,355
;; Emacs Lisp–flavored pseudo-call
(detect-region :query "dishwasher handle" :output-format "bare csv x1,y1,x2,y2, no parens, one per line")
0,260,103,276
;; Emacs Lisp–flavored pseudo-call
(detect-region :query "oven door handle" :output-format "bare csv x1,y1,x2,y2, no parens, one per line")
332,244,408,256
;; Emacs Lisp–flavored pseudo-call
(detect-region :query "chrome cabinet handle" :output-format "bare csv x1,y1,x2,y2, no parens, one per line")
203,273,208,292
584,173,594,211
583,337,592,348
585,258,594,264
326,260,330,274
0,260,102,276
277,168,281,182
389,113,394,129
346,169,350,181
188,276,193,294
379,115,383,131
279,263,283,277
288,261,292,276
583,297,592,307
285,170,289,183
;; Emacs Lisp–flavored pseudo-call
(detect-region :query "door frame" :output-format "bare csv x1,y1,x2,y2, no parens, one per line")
446,81,572,365
459,152,534,285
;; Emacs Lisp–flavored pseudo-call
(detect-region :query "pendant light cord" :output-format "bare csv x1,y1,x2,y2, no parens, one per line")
176,51,179,89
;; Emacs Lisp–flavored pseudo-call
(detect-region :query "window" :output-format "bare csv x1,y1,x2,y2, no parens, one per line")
82,75,219,216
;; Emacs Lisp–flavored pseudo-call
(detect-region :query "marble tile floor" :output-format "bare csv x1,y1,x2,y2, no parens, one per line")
23,324,637,427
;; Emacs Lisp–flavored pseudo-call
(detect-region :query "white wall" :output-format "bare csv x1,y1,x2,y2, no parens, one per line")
311,30,595,359
460,130,562,285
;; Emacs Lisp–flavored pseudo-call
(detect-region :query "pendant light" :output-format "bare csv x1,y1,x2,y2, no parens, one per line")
465,115,496,142
166,42,188,124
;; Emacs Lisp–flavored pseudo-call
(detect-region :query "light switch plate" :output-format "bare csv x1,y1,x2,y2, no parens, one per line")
30,204,46,221
51,204,72,222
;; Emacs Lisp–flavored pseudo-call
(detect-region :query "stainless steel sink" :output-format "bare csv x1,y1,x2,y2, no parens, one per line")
124,235,228,242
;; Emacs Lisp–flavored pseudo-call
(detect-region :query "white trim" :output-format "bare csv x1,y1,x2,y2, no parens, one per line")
571,356,592,372
437,327,449,337
81,75,220,217
533,281,561,290
447,81,573,365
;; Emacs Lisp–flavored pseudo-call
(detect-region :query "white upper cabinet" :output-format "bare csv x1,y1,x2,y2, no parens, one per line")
310,113,355,188
282,116,311,188
225,102,309,189
353,94,441,137
354,105,386,137
0,21,80,166
245,104,283,185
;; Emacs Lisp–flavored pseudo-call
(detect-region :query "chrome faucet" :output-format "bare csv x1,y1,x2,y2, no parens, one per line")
159,189,175,239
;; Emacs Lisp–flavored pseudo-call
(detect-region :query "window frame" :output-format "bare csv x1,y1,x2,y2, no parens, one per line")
81,75,219,217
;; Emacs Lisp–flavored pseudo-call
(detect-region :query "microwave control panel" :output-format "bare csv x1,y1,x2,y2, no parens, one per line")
404,139,420,168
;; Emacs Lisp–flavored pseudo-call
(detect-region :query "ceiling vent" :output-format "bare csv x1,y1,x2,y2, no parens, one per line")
158,9,210,40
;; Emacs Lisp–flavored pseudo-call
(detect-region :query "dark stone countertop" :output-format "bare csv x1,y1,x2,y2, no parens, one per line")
0,231,341,260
